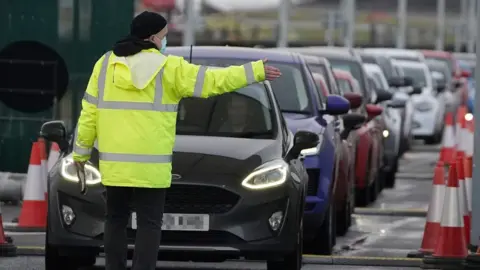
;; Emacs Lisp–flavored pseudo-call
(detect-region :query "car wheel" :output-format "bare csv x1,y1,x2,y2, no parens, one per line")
369,177,378,203
307,202,336,255
384,161,398,188
355,154,372,207
45,220,96,269
267,220,303,270
336,196,350,236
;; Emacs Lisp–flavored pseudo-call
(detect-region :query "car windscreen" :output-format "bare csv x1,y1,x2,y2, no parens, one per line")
425,56,454,74
176,83,275,139
326,58,365,91
337,78,353,93
400,66,427,87
190,58,312,114
426,62,452,83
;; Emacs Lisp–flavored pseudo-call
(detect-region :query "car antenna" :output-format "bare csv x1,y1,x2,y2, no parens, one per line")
189,44,193,63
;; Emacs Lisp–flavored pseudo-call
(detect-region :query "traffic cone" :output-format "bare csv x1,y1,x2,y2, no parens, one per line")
456,156,470,246
407,161,446,258
37,138,48,202
439,112,456,165
15,142,47,232
0,204,17,257
47,142,60,172
422,164,467,269
464,118,474,216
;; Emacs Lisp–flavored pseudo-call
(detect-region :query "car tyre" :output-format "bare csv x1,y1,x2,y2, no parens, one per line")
267,220,303,270
356,153,372,207
306,202,336,255
45,217,96,269
384,161,398,188
336,195,351,236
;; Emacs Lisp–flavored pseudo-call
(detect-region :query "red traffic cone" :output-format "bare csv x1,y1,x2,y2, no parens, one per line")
456,156,470,245
439,112,456,165
422,163,467,269
408,161,446,258
15,142,47,232
0,204,17,257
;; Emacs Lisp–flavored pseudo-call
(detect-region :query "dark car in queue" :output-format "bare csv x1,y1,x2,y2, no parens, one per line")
41,80,323,270
166,46,355,255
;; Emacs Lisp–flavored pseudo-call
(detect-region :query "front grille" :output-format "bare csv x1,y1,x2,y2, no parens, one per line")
164,185,240,214
306,169,320,196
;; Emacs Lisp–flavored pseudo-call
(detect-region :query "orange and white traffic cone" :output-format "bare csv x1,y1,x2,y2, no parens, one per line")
455,107,467,162
456,156,470,245
15,142,47,232
47,142,60,172
0,203,16,257
464,118,474,217
422,163,467,269
408,161,446,258
439,112,456,165
37,138,48,202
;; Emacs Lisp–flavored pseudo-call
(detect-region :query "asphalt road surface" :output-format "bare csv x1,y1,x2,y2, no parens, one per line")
1,141,438,269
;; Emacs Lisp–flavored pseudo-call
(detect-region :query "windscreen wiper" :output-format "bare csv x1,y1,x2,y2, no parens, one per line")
281,110,311,115
236,131,274,138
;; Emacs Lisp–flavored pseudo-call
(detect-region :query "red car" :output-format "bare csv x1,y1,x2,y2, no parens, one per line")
333,69,384,206
311,71,366,235
421,50,470,106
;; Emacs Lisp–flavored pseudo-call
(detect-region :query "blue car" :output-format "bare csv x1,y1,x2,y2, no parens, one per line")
166,46,351,255
458,60,476,113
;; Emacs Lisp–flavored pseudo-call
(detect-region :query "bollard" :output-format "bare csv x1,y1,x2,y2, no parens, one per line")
0,173,24,204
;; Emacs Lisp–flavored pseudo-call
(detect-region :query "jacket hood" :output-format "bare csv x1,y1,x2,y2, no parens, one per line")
110,49,167,91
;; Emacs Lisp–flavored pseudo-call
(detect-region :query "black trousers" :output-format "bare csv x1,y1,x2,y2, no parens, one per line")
104,186,166,270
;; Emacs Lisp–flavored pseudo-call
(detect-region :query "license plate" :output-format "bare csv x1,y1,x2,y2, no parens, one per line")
131,213,209,231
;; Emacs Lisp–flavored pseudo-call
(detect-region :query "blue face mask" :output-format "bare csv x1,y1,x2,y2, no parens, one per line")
160,37,167,54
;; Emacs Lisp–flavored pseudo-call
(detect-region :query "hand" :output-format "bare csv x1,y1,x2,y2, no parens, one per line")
263,58,282,81
74,161,88,195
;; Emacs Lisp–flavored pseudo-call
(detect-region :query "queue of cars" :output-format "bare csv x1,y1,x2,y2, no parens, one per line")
38,45,472,270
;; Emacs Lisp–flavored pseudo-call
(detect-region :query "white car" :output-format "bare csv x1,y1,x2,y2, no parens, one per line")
393,60,447,144
362,48,426,63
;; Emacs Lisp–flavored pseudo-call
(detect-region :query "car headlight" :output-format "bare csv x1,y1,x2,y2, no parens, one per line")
465,113,473,121
382,130,389,138
415,102,432,112
60,156,102,185
241,160,288,190
299,136,323,157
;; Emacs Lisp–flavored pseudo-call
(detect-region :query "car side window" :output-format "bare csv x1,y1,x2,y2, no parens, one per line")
305,65,325,109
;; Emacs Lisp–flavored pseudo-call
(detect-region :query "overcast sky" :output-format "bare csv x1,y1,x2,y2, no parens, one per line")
174,0,308,12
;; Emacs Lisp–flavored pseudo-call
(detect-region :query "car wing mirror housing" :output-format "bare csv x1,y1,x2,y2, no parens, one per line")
342,92,363,110
40,120,69,152
375,89,393,104
387,99,407,108
409,86,423,95
340,113,366,139
322,95,350,115
291,130,320,157
365,104,383,121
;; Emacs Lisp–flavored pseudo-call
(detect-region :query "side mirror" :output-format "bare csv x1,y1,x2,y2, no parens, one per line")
40,120,69,152
322,95,351,115
453,80,463,89
343,92,363,110
388,77,403,88
291,130,320,157
375,89,393,104
409,86,423,95
461,70,471,78
402,76,414,87
340,113,366,139
366,104,383,120
387,99,407,108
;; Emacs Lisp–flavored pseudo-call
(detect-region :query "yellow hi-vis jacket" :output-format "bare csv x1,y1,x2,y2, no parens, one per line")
72,48,266,188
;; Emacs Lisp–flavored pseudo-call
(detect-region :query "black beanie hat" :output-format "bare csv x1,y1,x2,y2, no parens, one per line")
130,11,168,39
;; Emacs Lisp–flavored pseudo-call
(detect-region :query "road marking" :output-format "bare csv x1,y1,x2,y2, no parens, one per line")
303,254,421,261
5,232,45,236
354,208,427,217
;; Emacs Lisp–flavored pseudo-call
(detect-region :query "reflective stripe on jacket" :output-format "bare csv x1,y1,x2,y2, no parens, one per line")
72,49,266,188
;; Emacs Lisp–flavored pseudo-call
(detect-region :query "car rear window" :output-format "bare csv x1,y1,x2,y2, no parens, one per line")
176,83,275,139
190,58,312,114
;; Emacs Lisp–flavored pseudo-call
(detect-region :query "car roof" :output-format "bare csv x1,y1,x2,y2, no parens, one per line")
363,48,425,60
363,63,383,73
393,59,428,69
421,50,452,59
278,47,359,62
299,54,329,65
166,46,299,63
